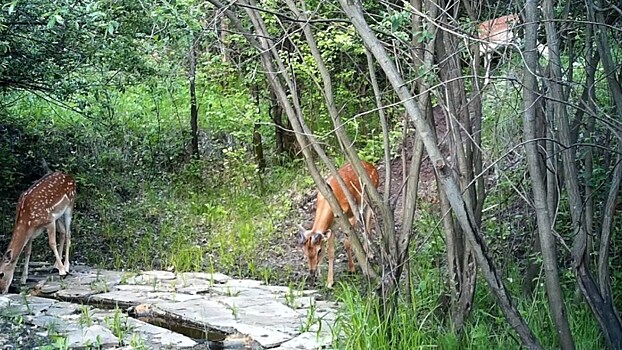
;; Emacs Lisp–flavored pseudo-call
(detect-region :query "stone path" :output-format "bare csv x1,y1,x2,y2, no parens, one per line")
0,265,337,349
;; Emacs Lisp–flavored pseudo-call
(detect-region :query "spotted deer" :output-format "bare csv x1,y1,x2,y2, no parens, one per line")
0,172,76,294
297,161,379,288
478,14,520,85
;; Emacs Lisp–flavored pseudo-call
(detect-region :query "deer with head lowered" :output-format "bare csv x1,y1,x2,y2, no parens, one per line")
0,172,76,294
297,161,379,288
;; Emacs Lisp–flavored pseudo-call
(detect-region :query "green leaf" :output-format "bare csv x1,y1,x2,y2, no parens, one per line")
46,15,56,29
107,22,116,35
7,0,18,15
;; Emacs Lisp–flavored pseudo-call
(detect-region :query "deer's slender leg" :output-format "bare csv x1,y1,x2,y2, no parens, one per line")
326,231,336,288
56,220,66,263
47,221,66,276
62,209,72,273
20,239,33,285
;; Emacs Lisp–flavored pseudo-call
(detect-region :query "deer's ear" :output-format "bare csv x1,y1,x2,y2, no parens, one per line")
323,230,333,241
311,232,324,245
297,229,308,246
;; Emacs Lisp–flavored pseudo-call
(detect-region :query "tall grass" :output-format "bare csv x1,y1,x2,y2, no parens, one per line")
332,261,604,350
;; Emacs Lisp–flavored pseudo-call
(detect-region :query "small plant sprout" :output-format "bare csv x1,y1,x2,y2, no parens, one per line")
178,273,188,287
78,305,93,327
230,303,239,318
130,333,147,349
208,259,216,287
285,282,298,308
20,291,31,314
300,301,320,333
119,272,134,285
105,306,129,345
225,285,240,297
151,276,158,291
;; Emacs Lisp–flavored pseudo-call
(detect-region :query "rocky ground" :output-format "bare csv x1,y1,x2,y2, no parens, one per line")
0,264,336,349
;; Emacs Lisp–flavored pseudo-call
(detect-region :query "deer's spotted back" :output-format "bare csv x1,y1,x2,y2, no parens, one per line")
15,172,76,227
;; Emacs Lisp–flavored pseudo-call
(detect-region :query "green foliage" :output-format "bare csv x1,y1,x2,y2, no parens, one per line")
0,0,157,95
105,307,130,344
333,260,603,350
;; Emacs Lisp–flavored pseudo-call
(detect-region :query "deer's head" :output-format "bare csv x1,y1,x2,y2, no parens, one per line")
297,225,332,280
0,250,16,294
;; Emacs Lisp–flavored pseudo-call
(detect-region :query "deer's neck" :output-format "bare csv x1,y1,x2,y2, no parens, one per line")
6,223,34,263
310,198,334,233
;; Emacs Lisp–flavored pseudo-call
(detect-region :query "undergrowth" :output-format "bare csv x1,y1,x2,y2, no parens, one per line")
332,261,603,350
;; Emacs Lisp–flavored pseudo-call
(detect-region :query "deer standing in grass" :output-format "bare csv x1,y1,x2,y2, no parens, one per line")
297,161,379,288
478,14,520,85
0,172,76,294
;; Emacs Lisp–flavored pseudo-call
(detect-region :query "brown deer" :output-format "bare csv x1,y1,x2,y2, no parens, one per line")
478,14,520,85
0,172,76,294
297,161,379,288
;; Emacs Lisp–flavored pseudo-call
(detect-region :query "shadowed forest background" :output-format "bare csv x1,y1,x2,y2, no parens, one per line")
1,0,622,348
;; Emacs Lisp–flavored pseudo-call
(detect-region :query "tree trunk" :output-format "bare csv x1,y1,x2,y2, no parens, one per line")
434,5,478,330
547,0,622,347
218,17,230,64
251,85,265,173
523,2,574,348
189,33,199,159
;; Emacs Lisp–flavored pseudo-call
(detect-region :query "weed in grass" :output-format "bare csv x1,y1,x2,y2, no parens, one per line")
105,307,129,345
41,336,69,350
169,244,204,272
13,314,24,325
225,286,240,297
20,292,31,314
300,300,319,333
46,322,69,349
84,335,103,349
230,304,239,318
151,276,158,292
259,267,273,284
78,306,93,327
89,278,109,293
285,282,300,309
130,333,147,349
120,272,134,285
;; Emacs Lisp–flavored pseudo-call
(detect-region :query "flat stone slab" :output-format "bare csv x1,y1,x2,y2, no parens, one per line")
275,331,332,350
92,290,202,306
0,266,338,349
66,325,118,348
154,299,239,333
125,317,198,348
235,323,292,348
